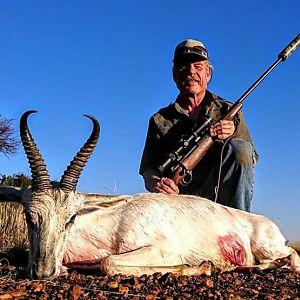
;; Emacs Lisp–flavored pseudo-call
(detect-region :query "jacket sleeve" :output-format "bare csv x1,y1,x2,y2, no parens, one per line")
139,117,162,175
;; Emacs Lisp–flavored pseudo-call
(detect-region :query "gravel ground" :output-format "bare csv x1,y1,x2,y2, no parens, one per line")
0,255,300,299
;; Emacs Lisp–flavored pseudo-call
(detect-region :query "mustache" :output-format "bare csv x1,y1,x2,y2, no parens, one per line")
183,75,200,83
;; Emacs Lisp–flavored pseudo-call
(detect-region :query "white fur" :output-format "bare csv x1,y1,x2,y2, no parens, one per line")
4,187,299,278
62,193,300,277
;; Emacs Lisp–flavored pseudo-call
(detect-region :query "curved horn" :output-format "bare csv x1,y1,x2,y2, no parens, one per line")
59,114,100,193
20,110,51,191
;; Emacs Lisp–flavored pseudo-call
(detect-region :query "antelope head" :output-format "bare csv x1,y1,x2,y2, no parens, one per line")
20,110,100,279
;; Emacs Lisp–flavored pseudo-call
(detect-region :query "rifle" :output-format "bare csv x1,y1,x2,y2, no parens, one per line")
158,33,300,186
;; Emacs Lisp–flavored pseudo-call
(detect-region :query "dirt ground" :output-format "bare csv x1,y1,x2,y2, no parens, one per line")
0,251,300,299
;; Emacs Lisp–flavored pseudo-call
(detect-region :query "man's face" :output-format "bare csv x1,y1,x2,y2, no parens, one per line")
173,60,211,96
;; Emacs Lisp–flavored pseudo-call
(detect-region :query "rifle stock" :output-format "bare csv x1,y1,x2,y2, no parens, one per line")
163,34,300,186
171,134,214,185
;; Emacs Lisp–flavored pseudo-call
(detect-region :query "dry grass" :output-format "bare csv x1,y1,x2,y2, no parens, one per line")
0,202,28,253
288,241,300,253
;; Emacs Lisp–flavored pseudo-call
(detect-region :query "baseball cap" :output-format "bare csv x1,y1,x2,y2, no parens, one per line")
173,39,208,64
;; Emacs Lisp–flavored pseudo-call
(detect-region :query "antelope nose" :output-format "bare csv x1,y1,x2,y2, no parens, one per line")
33,266,56,279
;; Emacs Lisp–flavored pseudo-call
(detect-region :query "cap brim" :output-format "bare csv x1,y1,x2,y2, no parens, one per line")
173,52,207,64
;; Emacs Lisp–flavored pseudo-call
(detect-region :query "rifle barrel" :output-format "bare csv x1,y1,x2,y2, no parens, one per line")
238,33,300,105
237,58,282,105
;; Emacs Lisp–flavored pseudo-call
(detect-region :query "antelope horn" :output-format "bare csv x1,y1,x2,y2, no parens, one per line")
59,114,100,193
20,110,51,191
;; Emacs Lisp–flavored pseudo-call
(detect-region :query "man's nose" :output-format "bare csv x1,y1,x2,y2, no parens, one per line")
187,64,196,74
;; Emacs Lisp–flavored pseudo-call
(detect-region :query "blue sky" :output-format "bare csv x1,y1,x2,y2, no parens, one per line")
0,1,299,241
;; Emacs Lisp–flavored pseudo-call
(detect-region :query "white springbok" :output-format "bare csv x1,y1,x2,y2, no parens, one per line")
0,110,299,280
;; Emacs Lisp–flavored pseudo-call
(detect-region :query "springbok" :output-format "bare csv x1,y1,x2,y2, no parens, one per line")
1,110,299,280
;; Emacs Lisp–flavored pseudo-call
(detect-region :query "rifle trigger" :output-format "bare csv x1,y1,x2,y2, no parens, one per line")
181,170,193,186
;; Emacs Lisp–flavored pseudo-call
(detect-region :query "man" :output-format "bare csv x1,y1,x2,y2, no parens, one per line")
139,39,258,212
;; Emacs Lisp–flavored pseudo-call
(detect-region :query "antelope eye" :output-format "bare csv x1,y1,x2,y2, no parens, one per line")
66,215,76,229
70,215,76,222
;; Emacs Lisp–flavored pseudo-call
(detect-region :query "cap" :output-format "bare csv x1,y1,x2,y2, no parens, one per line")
173,39,208,64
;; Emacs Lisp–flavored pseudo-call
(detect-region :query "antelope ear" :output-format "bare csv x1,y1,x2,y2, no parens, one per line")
0,186,29,204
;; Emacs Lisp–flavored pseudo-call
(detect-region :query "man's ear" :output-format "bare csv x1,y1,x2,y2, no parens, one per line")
0,186,28,204
207,66,211,80
206,66,212,84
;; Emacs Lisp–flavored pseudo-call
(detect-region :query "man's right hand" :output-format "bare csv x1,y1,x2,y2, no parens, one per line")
143,170,179,194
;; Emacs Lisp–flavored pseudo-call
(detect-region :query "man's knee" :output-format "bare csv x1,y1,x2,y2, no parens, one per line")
229,139,254,167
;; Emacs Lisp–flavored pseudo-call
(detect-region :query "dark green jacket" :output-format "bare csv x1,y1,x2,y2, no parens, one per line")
139,90,258,176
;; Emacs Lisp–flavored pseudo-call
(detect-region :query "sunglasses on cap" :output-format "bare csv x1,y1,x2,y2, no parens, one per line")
174,45,208,63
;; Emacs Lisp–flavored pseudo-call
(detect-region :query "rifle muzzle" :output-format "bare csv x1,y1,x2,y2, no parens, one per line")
278,33,300,61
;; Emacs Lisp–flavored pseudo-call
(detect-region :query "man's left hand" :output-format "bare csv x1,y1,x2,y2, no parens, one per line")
210,120,235,140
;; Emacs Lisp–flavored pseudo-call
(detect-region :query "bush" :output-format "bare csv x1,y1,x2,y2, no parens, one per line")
0,173,32,188
0,114,19,155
